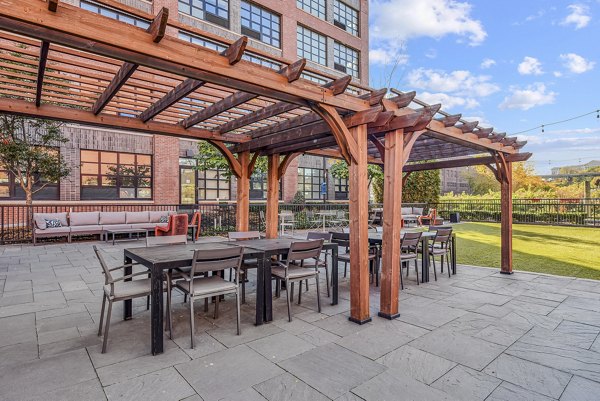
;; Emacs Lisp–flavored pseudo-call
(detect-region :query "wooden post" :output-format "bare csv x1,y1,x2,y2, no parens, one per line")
236,151,250,231
500,161,513,274
379,129,404,319
348,124,371,324
265,153,280,239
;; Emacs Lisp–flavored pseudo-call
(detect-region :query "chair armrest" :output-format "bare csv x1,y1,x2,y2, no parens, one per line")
109,270,149,283
108,262,141,272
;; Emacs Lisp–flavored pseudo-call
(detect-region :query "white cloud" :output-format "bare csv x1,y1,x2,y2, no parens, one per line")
560,4,591,29
518,56,544,75
480,58,496,69
406,68,500,97
560,53,595,73
553,71,563,77
499,83,557,111
370,0,487,46
425,49,438,59
418,92,479,110
369,48,409,66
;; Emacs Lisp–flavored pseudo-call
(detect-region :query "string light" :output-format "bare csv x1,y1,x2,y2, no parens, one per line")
513,108,600,135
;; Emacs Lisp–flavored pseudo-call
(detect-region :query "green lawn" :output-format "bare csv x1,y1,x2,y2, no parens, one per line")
451,222,600,280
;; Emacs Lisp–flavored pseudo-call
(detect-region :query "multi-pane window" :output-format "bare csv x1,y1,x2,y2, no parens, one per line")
249,172,267,200
297,0,326,19
334,42,359,78
178,0,229,28
334,177,348,200
297,26,327,65
241,2,281,48
0,153,60,200
333,0,359,36
80,1,149,28
297,167,324,200
80,150,152,200
0,168,9,198
242,53,281,70
198,169,230,200
179,31,228,52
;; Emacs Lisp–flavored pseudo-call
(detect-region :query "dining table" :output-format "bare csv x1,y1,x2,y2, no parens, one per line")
123,237,339,355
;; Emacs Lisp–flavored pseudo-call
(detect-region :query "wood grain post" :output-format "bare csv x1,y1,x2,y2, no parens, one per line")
236,151,250,231
265,153,280,239
379,129,404,319
348,124,371,324
500,161,513,274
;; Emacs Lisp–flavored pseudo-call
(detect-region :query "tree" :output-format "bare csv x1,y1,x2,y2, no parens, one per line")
329,160,384,202
0,115,70,205
463,165,498,195
403,170,441,203
195,141,267,177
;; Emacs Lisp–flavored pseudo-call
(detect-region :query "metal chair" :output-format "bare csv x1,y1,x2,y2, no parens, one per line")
427,228,453,280
400,232,422,289
271,239,324,321
330,232,379,284
172,246,244,348
279,210,296,237
146,235,188,338
303,232,333,297
228,231,261,303
94,245,153,353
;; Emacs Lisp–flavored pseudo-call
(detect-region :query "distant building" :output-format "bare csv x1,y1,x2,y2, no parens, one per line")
440,167,472,194
551,160,600,175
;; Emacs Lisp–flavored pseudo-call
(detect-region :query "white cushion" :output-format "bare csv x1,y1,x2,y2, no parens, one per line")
99,212,126,225
70,225,104,233
105,278,151,299
401,207,412,215
149,211,171,223
35,226,70,235
126,211,150,224
412,207,424,216
176,275,237,296
69,212,99,226
33,212,68,230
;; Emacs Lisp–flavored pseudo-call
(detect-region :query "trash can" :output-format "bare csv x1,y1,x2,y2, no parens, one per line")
450,212,460,223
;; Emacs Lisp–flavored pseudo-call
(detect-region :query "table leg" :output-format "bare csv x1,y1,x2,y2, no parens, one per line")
421,237,430,283
451,234,457,275
150,264,164,355
264,251,273,322
255,254,265,326
112,233,116,246
123,256,132,320
331,246,338,305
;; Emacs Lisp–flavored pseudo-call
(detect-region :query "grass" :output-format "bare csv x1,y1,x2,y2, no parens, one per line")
451,222,600,280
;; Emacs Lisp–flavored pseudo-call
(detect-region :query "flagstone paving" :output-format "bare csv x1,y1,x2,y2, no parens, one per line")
1,240,600,400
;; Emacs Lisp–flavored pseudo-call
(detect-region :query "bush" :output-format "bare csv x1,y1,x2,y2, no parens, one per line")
292,191,305,204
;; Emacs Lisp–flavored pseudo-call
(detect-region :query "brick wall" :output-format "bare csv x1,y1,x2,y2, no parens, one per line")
153,135,180,204
281,157,299,202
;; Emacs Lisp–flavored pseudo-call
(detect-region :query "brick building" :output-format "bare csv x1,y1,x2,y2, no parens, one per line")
0,0,368,204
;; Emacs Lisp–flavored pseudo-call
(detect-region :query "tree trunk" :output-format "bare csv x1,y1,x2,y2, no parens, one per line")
25,180,32,207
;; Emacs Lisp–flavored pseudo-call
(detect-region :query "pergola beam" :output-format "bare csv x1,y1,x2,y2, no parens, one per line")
181,91,256,128
35,40,49,107
138,78,205,122
402,152,532,172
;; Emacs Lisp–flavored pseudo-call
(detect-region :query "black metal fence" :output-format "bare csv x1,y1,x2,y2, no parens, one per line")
1,198,598,244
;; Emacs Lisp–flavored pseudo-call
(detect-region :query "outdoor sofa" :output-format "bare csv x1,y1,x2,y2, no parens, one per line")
33,210,173,244
401,206,425,226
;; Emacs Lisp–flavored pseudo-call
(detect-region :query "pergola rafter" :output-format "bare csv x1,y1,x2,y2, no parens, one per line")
0,0,530,341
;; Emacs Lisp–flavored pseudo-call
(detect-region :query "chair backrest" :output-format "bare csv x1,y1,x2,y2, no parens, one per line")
189,246,245,278
228,231,261,241
433,228,452,247
156,214,189,236
146,234,187,247
331,232,350,248
287,239,324,262
336,210,346,218
368,227,378,233
307,231,332,241
93,245,113,284
401,231,422,251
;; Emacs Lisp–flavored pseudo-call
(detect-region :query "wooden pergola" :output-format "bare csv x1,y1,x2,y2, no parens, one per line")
0,0,531,323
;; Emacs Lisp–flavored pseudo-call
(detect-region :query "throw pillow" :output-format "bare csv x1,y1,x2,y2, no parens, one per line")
159,215,169,223
45,218,62,228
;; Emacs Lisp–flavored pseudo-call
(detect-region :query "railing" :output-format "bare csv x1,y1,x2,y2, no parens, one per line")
1,199,598,244
431,198,600,227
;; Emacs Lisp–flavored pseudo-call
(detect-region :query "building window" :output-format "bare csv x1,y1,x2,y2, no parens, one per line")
334,42,359,78
297,0,325,19
334,177,348,200
297,26,327,66
198,169,230,200
242,53,281,70
241,2,281,48
179,31,228,52
80,1,150,28
178,0,229,28
80,150,152,200
0,158,60,201
333,0,358,36
297,167,324,200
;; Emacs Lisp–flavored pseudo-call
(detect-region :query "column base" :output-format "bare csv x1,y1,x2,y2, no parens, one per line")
378,311,400,320
499,270,514,275
348,316,372,325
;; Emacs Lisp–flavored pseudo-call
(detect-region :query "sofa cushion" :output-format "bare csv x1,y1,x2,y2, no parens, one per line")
129,223,158,230
401,207,412,215
412,207,424,216
70,225,104,233
149,211,171,223
99,212,126,225
126,211,150,224
101,224,132,231
70,212,99,226
35,226,70,235
34,212,68,230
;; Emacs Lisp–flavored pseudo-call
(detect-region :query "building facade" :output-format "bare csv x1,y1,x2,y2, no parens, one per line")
0,0,368,204
440,167,472,195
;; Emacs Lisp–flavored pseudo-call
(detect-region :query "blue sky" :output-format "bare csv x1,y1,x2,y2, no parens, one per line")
368,0,599,174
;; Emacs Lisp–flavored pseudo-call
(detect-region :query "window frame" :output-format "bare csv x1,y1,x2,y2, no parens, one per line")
240,1,281,48
297,0,326,19
297,25,327,66
297,167,325,200
79,0,150,28
333,0,359,36
178,0,230,29
334,41,359,78
197,168,231,201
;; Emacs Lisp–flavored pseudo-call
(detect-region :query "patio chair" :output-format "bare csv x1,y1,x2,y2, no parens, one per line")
155,214,189,236
301,232,333,297
94,245,155,353
172,246,244,348
330,232,379,284
426,228,453,280
188,211,201,242
146,235,188,338
330,210,349,229
400,232,422,289
279,210,297,237
228,231,261,303
271,239,324,322
418,208,443,226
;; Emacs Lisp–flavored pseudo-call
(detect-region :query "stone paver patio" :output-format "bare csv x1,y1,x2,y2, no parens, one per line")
1,240,600,401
